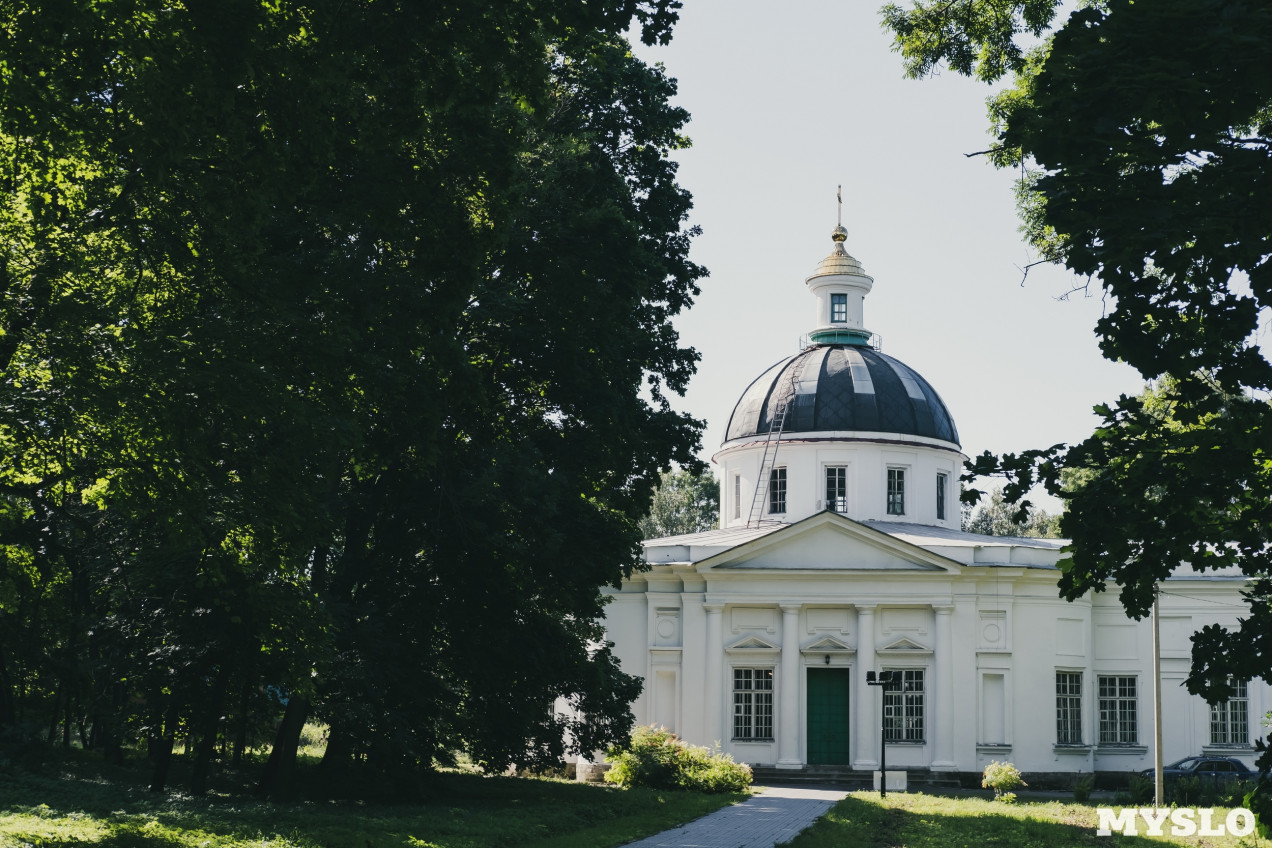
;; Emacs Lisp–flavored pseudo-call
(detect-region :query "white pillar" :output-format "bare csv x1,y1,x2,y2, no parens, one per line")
704,603,725,746
853,604,878,771
777,603,802,768
932,604,956,771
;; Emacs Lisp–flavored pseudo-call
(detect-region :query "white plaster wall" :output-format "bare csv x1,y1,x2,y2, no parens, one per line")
603,560,1266,775
716,437,963,529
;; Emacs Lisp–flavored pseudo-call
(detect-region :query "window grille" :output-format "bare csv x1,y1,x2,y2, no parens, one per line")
883,669,924,742
936,472,948,521
733,668,774,740
887,468,905,516
1098,675,1137,745
825,466,847,513
769,467,787,514
1210,679,1249,746
1056,672,1083,744
733,473,741,520
830,293,847,323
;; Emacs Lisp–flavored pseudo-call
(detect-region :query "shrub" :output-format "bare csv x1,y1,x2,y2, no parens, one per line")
1074,773,1095,803
604,726,752,794
981,761,1026,799
1128,773,1154,805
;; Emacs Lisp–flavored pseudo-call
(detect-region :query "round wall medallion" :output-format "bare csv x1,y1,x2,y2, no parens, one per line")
983,623,1001,643
656,619,676,639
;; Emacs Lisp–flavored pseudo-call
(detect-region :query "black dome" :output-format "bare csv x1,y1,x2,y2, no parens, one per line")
724,345,960,445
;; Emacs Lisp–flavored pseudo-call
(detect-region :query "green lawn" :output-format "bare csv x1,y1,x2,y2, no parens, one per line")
785,792,1261,848
0,766,743,848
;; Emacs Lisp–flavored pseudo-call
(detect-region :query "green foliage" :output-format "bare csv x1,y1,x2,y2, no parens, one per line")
886,5,1272,830
963,486,1061,538
638,468,720,539
981,760,1027,799
1073,773,1094,803
604,726,753,794
1128,773,1154,805
0,0,704,794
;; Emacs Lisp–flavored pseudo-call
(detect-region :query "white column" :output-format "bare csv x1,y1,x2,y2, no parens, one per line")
853,604,878,771
932,604,957,771
703,603,725,746
777,603,802,768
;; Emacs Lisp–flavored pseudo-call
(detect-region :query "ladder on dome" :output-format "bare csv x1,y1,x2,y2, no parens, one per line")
746,351,812,528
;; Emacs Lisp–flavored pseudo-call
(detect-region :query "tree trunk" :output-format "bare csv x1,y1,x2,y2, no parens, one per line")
233,680,250,766
149,703,180,793
0,642,16,728
256,694,309,801
190,666,230,795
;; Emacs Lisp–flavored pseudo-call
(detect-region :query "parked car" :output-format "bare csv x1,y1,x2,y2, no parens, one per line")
1139,757,1255,780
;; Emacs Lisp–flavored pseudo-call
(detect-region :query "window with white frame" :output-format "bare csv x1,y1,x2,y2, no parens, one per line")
733,473,741,520
1056,671,1083,745
732,668,774,740
769,467,786,514
830,293,847,323
825,466,847,513
1098,675,1137,745
883,668,925,742
1210,679,1249,746
936,472,948,521
887,468,906,516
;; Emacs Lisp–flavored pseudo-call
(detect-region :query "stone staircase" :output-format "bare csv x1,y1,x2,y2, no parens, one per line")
750,764,964,791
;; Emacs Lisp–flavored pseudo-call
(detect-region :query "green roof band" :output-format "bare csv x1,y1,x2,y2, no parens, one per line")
809,328,872,345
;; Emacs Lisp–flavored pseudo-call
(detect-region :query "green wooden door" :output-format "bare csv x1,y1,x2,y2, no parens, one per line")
806,668,851,765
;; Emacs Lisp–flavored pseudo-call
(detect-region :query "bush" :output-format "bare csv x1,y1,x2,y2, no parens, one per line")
604,726,752,794
1128,773,1154,805
1074,773,1094,803
981,761,1026,799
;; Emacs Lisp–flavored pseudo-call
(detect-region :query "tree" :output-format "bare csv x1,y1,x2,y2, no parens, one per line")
0,0,702,794
963,486,1060,538
883,0,1272,810
639,468,720,539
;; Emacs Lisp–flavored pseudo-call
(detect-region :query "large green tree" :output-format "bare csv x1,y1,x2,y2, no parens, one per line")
638,468,719,539
0,0,702,795
883,0,1272,769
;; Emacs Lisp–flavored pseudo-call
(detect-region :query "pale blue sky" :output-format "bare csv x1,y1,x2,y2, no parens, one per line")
631,1,1145,509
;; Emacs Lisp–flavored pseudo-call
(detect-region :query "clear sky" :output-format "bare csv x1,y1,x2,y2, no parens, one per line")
630,1,1145,509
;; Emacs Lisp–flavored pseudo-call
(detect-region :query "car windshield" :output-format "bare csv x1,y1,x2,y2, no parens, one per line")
1169,758,1203,771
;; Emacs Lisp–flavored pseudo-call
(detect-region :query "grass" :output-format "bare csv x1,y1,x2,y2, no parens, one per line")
784,791,1266,848
0,757,743,848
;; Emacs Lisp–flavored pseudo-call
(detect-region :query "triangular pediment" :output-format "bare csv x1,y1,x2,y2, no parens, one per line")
725,634,779,653
879,636,933,655
697,512,961,573
801,635,855,654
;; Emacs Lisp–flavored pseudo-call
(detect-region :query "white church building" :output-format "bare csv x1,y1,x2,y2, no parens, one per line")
601,223,1265,783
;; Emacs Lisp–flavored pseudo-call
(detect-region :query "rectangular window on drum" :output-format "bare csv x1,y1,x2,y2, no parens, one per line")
769,467,787,514
830,293,848,323
887,468,905,516
936,472,947,521
825,466,847,513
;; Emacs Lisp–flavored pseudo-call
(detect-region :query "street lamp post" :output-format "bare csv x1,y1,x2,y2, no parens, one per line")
866,670,899,798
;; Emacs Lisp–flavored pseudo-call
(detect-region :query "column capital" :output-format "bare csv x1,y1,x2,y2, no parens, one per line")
932,604,955,615
779,602,802,614
855,603,878,614
703,600,725,614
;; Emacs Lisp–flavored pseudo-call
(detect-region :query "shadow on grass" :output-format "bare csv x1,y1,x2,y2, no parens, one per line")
785,792,1251,848
0,766,743,848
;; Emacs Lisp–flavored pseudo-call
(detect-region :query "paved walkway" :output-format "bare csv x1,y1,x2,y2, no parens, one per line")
622,784,848,848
